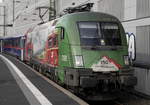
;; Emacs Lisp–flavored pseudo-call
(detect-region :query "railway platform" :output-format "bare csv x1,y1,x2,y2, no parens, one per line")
0,54,88,105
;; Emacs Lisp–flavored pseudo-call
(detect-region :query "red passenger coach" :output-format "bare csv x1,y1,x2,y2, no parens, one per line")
24,39,33,62
46,33,58,67
22,20,59,71
24,28,34,62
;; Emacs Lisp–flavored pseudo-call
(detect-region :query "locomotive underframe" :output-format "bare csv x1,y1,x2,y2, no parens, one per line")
64,68,137,100
29,58,137,100
64,68,136,87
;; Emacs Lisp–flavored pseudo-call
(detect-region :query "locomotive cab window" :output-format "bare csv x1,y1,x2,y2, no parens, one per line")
101,23,121,45
78,22,122,46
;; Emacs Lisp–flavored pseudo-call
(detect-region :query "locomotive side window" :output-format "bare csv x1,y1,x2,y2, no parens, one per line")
60,27,65,40
78,22,122,46
56,27,64,40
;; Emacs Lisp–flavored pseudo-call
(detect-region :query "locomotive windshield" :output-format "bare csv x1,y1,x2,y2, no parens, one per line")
78,22,122,46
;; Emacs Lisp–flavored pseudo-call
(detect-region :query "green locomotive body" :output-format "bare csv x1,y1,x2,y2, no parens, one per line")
53,12,136,100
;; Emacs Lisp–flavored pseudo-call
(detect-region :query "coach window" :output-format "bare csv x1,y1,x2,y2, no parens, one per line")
4,40,7,46
18,39,20,47
48,38,53,48
53,36,58,47
13,39,16,47
16,39,18,47
6,40,8,46
17,39,20,47
11,40,13,47
14,39,17,47
15,39,18,47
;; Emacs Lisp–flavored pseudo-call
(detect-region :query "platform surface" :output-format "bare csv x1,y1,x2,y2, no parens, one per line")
0,54,83,105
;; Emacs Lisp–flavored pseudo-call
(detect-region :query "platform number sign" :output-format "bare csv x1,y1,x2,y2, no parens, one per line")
126,33,136,61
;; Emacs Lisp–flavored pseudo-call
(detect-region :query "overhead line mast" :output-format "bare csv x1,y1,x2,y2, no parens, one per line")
49,0,56,20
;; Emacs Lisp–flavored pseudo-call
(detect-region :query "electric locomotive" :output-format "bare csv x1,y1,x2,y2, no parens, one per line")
56,12,137,100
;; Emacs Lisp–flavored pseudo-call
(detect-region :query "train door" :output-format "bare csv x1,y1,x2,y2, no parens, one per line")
47,34,58,67
20,36,26,61
0,39,2,53
25,43,33,61
25,34,33,61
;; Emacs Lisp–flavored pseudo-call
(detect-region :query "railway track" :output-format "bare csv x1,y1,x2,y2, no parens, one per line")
87,90,150,105
87,100,124,105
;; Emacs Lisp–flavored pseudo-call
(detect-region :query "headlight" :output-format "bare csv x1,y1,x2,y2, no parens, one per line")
124,56,129,65
75,55,84,67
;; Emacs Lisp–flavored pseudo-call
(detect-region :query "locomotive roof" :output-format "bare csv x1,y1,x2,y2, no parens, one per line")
56,12,123,46
60,12,120,22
